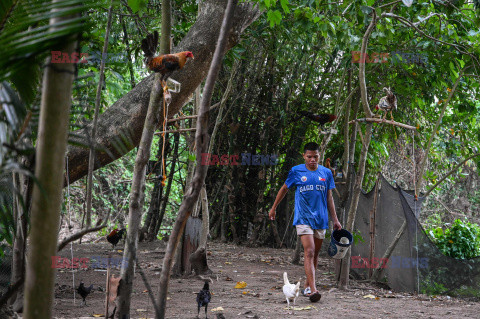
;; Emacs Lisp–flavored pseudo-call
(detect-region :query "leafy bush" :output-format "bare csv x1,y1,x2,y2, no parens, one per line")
427,219,480,259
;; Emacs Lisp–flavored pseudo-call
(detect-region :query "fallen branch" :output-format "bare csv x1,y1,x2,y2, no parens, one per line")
348,118,417,130
57,223,108,252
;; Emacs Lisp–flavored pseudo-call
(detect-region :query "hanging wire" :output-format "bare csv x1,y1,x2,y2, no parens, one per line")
66,155,76,305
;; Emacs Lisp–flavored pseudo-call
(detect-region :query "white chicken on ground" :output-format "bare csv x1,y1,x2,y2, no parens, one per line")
282,272,300,312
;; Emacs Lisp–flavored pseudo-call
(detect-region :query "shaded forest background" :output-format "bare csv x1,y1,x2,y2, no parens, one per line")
56,0,480,249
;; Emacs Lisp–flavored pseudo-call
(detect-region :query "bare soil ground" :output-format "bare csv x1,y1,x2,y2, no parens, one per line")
49,239,480,319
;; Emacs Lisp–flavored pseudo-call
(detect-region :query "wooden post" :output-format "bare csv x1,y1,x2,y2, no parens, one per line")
105,256,110,319
368,176,380,278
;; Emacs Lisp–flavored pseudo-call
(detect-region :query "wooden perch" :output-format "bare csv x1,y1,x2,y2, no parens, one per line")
349,118,417,130
167,115,198,122
155,128,197,135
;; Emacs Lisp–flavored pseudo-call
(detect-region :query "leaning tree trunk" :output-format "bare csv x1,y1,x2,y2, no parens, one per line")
65,0,260,185
114,72,164,318
114,0,170,312
23,5,77,318
338,9,377,289
156,1,237,317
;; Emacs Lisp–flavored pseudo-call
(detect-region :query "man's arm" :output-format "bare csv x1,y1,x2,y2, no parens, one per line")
268,184,289,220
327,189,342,230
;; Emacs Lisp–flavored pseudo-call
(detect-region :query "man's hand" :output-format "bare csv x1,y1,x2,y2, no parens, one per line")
268,207,276,220
333,220,342,230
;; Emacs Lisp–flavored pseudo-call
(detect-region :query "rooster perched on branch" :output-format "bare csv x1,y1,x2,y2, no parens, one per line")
375,87,397,121
141,31,194,87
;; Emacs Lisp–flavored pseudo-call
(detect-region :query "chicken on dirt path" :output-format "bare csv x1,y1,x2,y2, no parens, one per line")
196,281,212,319
106,228,126,250
76,282,94,306
282,272,300,314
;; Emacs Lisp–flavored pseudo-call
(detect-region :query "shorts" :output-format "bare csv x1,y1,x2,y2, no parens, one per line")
296,225,326,239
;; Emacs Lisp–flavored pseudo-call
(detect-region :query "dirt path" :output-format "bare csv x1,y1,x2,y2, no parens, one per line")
51,240,480,319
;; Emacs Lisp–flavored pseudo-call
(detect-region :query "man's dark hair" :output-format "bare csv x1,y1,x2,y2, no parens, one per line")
303,142,320,153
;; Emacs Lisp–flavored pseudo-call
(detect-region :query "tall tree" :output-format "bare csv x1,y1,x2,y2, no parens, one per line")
23,2,78,317
156,0,238,317
115,0,171,314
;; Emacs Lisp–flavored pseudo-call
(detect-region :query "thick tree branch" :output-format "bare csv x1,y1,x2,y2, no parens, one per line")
359,8,376,118
56,223,107,252
65,0,260,185
424,152,480,197
156,1,238,317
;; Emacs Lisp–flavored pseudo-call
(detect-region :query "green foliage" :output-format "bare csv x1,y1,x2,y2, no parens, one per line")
0,0,97,104
427,219,480,259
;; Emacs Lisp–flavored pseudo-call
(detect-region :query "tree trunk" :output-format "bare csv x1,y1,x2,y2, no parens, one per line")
85,0,114,228
114,6,170,312
160,0,171,55
23,5,77,317
141,137,169,241
338,8,377,289
65,0,260,185
177,83,200,274
198,186,209,250
292,236,302,265
156,1,237,317
187,186,211,275
9,159,32,311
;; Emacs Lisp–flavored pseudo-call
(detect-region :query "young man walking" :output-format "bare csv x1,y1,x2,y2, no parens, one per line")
269,142,342,302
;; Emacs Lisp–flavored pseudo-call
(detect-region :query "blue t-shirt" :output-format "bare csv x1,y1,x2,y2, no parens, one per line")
285,164,335,230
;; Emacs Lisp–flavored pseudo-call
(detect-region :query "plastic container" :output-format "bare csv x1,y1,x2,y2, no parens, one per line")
327,229,353,259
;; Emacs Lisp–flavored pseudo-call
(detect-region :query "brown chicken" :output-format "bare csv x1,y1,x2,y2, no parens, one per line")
106,228,126,249
141,31,194,86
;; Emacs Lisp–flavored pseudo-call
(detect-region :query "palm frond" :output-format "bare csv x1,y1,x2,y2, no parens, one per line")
0,0,98,104
0,81,34,246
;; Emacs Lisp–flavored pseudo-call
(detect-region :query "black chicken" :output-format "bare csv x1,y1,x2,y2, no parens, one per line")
294,110,337,130
106,228,126,249
77,282,94,306
196,281,212,319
